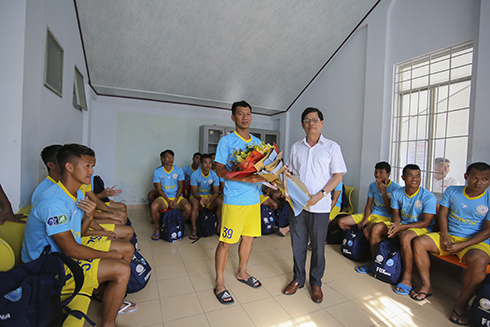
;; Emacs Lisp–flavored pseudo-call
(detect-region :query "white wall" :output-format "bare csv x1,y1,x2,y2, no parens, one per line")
0,0,90,209
89,96,278,204
0,1,27,211
285,0,486,211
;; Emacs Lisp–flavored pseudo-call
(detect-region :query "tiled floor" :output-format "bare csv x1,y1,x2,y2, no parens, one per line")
85,207,468,327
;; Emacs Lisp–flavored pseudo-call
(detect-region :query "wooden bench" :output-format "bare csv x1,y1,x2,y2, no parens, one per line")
0,212,95,327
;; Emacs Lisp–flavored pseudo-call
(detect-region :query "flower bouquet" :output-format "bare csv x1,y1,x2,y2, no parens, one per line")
225,142,310,216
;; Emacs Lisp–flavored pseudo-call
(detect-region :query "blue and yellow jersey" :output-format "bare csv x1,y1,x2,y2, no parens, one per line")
440,185,490,243
22,181,84,263
31,175,57,206
391,186,437,227
183,164,200,180
368,180,402,218
331,181,343,208
152,165,185,198
190,169,219,196
215,131,262,206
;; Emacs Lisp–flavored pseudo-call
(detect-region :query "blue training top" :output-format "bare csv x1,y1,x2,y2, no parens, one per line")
22,181,84,263
152,165,185,198
215,131,262,206
440,185,490,244
391,186,437,229
368,180,402,218
190,169,220,196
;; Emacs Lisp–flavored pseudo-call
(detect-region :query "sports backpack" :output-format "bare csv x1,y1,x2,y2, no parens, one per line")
261,205,275,235
372,238,403,284
0,246,94,327
471,273,490,327
127,249,152,293
197,208,217,238
160,209,185,242
326,215,346,244
340,224,369,262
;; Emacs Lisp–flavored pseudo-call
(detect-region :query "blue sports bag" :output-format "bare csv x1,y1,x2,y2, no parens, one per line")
372,238,403,284
340,225,370,262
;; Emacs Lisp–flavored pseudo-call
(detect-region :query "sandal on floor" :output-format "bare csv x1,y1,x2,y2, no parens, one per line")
151,232,160,241
189,233,198,240
393,282,411,295
118,300,138,314
355,265,370,274
237,276,262,288
214,288,234,305
449,309,469,326
409,289,432,301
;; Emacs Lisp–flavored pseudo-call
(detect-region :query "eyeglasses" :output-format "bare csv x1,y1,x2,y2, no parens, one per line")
302,118,320,124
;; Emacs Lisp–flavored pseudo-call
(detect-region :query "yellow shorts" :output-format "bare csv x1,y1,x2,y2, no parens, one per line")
406,227,431,237
99,223,115,232
159,196,185,208
352,213,391,227
260,195,270,205
219,203,261,244
426,232,490,261
62,257,101,293
329,206,341,221
82,236,112,251
190,194,214,208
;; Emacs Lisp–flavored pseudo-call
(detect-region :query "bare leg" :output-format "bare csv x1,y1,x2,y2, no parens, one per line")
369,223,389,260
236,236,259,286
189,197,200,236
97,258,131,327
396,230,418,291
450,249,490,325
412,235,438,299
338,215,356,231
108,239,135,264
150,198,167,237
215,241,231,299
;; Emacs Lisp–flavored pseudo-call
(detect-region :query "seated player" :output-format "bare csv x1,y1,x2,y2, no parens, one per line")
338,162,401,273
92,175,126,213
389,164,437,296
329,181,343,221
210,153,217,171
0,183,27,224
150,149,191,240
260,184,279,211
33,145,133,241
413,162,490,325
183,152,201,180
189,154,223,239
21,144,137,327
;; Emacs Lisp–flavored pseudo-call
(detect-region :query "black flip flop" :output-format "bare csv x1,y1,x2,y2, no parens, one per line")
450,309,469,326
214,288,234,305
409,290,432,301
237,276,262,288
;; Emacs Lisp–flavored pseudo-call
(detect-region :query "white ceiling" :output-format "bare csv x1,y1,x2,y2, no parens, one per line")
75,0,380,115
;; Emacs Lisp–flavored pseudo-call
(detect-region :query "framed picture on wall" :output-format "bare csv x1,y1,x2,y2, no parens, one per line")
44,28,63,97
73,66,87,111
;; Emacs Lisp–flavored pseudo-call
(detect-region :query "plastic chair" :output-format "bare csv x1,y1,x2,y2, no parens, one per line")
0,237,15,271
330,185,355,221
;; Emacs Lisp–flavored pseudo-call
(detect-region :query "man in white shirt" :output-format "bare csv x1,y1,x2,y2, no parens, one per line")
432,158,459,200
283,107,347,303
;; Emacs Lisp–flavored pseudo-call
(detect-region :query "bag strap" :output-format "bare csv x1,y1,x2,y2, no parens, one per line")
51,251,85,307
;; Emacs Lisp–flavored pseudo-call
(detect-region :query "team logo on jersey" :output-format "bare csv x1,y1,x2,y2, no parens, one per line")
208,180,213,184
387,193,392,199
461,203,468,208
415,200,422,209
172,174,178,179
47,214,68,226
477,205,489,215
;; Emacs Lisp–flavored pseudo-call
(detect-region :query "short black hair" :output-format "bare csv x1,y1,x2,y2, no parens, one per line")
435,157,450,165
231,100,252,115
200,154,212,163
160,149,174,158
301,107,324,123
57,144,95,174
41,144,62,170
402,164,420,176
466,162,490,175
375,161,391,174
193,152,201,158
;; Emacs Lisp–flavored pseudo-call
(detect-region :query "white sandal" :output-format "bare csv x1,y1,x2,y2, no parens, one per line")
118,300,138,314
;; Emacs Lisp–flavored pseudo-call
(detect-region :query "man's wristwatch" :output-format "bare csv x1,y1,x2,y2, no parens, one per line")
321,189,327,197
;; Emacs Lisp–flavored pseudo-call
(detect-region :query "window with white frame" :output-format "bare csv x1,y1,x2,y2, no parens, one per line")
390,41,473,199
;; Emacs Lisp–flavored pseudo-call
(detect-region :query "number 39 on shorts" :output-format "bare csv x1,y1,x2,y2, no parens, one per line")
222,227,233,239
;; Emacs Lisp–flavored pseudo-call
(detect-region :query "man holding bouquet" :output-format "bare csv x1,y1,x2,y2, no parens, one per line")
213,100,267,304
284,107,347,303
